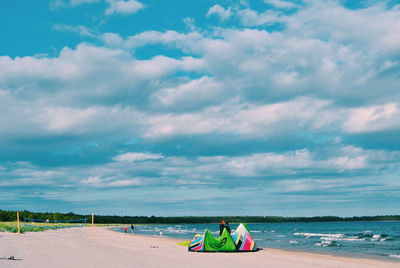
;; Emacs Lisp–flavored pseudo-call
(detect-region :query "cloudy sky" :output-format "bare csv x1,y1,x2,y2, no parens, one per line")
1,0,400,217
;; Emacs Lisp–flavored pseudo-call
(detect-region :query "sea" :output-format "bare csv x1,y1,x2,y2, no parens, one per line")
113,221,400,261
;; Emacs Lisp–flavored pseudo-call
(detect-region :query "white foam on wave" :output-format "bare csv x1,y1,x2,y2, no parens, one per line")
150,226,199,234
321,237,364,242
389,255,400,259
289,240,299,244
315,241,332,247
294,233,344,238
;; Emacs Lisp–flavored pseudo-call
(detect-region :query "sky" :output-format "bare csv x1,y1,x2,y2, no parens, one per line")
1,0,400,217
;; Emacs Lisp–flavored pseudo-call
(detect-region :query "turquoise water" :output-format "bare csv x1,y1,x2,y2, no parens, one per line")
113,221,400,260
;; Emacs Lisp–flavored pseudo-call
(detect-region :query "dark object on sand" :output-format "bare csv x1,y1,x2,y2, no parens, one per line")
1,256,22,261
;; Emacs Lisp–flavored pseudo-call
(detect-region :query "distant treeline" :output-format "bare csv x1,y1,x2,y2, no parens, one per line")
1,210,399,224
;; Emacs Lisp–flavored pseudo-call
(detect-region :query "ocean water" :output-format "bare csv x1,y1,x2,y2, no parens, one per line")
113,221,400,260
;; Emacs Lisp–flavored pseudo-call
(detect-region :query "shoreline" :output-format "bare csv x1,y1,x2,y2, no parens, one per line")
111,227,400,265
261,244,400,263
1,227,399,268
110,226,400,263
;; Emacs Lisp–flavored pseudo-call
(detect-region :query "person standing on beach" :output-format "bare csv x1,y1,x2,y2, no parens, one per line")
219,220,231,236
130,224,134,234
123,225,128,233
219,220,226,236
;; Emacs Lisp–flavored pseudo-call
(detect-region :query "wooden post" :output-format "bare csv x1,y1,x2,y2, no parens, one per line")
17,211,21,235
91,213,94,228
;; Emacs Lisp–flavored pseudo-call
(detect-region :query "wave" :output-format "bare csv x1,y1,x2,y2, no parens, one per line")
314,240,340,247
294,232,344,238
321,237,364,242
294,232,394,243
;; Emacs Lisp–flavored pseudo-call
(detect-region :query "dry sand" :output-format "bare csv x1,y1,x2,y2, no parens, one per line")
0,227,399,268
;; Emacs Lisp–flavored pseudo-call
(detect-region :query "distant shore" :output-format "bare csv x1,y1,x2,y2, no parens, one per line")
1,209,400,225
1,227,399,268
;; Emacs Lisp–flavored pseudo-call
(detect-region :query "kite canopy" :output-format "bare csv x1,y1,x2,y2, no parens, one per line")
188,223,258,252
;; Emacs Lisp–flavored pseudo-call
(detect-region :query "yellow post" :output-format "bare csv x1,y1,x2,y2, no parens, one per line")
17,211,21,235
91,213,94,228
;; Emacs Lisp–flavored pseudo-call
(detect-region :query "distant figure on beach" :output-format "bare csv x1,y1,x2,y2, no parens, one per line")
123,225,128,233
219,220,231,236
130,224,134,233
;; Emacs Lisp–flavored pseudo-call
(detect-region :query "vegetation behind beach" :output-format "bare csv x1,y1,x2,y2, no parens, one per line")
1,210,399,225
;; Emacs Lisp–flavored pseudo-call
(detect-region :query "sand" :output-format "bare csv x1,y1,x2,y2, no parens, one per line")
0,227,398,268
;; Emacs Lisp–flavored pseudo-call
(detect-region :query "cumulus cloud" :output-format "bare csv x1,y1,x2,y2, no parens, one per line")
206,5,232,21
105,0,144,15
237,8,282,26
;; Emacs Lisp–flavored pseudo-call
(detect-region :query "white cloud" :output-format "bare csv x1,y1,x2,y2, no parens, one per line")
53,24,97,38
50,0,145,16
144,97,341,138
113,152,164,162
36,107,98,132
106,30,204,54
0,43,204,101
151,76,223,111
206,5,232,21
329,156,366,170
237,8,281,26
264,0,299,9
105,0,144,15
50,0,101,9
102,33,125,47
274,178,346,193
344,103,400,133
4,1,400,146
284,1,400,54
80,176,143,187
183,17,196,31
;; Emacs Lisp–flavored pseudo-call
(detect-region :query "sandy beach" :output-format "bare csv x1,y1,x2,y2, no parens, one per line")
0,227,398,268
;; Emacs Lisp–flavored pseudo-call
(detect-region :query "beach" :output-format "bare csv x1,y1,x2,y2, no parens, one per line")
0,227,399,268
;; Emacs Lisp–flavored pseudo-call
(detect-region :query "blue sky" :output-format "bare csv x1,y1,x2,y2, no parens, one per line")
1,0,400,217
